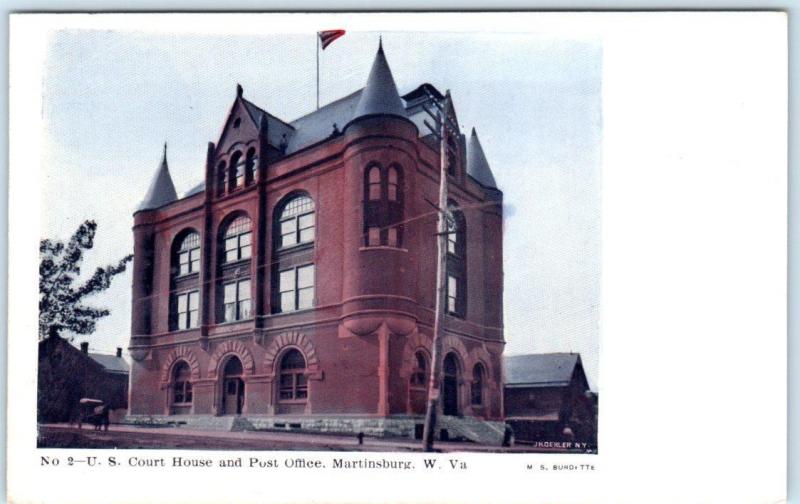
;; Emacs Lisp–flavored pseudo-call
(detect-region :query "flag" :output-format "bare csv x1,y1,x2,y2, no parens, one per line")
318,30,346,50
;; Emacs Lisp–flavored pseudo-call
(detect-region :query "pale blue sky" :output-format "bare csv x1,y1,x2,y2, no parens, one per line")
41,30,602,388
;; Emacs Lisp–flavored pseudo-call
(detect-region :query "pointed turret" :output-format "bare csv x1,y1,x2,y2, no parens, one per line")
351,40,407,122
137,143,178,212
467,128,498,189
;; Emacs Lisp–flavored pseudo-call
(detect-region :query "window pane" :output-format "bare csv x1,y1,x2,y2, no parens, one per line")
240,244,252,260
298,213,314,230
298,287,314,310
238,300,251,320
369,167,381,183
224,283,237,302
178,314,188,331
387,227,398,247
297,265,314,288
388,184,397,201
448,276,458,297
177,294,188,313
368,227,381,246
225,237,238,262
188,292,199,310
279,270,295,292
238,280,251,301
299,227,314,243
280,292,295,312
280,373,293,387
448,296,456,313
189,309,199,328
240,232,251,246
185,384,193,403
224,303,236,323
280,219,297,247
369,183,381,200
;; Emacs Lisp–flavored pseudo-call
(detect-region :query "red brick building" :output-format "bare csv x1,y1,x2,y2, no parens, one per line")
127,43,505,439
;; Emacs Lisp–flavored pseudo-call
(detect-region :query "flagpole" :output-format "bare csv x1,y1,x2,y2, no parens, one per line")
316,35,320,110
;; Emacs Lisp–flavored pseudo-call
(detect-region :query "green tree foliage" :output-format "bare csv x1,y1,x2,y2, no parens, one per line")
39,220,132,340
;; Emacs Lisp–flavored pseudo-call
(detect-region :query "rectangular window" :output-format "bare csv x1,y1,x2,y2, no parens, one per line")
387,227,398,247
278,265,315,312
189,248,200,272
447,275,458,314
297,265,315,310
238,280,251,320
176,291,199,330
223,282,237,322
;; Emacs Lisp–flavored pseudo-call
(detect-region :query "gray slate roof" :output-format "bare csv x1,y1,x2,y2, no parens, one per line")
351,42,407,123
467,128,498,189
88,353,130,375
138,144,178,211
504,353,580,387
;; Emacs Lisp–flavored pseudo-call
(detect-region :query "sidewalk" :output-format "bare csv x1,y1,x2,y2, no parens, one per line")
39,423,551,453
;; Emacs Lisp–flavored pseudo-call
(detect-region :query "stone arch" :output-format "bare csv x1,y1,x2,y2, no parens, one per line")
207,339,255,378
399,330,432,378
439,334,469,368
264,330,320,373
161,346,201,384
467,345,496,386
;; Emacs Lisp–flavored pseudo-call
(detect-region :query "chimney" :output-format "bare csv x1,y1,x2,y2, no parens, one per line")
80,342,89,354
116,347,123,358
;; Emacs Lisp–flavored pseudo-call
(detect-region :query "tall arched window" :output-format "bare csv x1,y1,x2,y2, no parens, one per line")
409,351,429,415
446,202,467,317
172,361,193,406
273,194,316,314
279,349,308,401
170,230,201,331
471,363,485,406
228,151,244,191
217,214,253,323
245,147,257,185
222,215,252,263
363,164,403,247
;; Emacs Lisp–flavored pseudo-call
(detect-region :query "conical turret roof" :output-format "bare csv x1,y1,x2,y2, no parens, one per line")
138,143,178,211
351,40,407,122
467,128,498,189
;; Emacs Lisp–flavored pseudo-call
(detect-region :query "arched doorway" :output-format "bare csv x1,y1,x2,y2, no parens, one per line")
221,356,244,415
443,353,460,416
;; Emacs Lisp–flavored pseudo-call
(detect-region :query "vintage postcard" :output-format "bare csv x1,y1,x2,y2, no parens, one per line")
7,12,787,504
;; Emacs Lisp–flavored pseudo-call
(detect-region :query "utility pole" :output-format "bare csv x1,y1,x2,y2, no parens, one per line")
421,90,458,452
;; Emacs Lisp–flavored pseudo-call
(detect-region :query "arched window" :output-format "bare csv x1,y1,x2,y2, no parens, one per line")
216,160,227,196
245,147,257,185
471,363,485,406
175,232,200,276
228,151,244,191
411,351,428,388
278,349,308,401
364,164,404,247
446,202,467,317
222,215,252,263
172,361,193,405
278,195,315,248
170,231,201,331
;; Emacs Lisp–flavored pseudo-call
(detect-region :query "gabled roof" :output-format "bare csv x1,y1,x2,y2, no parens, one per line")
137,144,178,212
240,97,295,148
350,41,407,124
88,353,130,375
467,128,498,189
504,353,582,388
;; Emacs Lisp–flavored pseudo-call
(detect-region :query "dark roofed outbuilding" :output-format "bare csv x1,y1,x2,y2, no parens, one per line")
504,353,597,450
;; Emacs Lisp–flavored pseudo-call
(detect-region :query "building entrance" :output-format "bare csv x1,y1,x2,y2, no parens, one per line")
443,353,460,416
221,357,244,415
